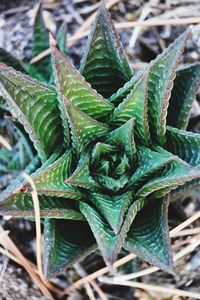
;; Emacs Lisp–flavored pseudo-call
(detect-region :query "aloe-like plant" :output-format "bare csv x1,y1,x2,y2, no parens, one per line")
0,4,200,279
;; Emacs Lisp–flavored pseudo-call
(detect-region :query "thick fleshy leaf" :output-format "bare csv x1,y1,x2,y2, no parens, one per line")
106,118,136,164
167,63,200,130
148,29,190,144
130,146,175,187
90,192,133,234
79,4,132,97
29,152,81,199
80,202,123,267
170,177,200,200
96,173,129,192
56,23,68,55
0,48,24,72
31,3,51,81
44,219,96,279
110,73,150,145
0,49,26,111
0,156,40,204
91,142,115,164
136,158,200,198
124,197,174,274
64,97,109,153
66,152,98,189
0,64,63,162
0,194,84,220
51,39,113,121
109,71,143,105
166,126,200,167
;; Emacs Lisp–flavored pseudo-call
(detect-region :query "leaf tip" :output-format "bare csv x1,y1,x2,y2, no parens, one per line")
49,32,57,47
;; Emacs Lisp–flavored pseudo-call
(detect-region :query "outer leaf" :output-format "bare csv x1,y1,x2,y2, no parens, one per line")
166,126,200,167
148,29,190,144
136,158,200,198
56,23,68,55
79,4,132,97
0,64,63,162
90,192,133,234
51,39,113,122
64,97,109,153
110,73,150,145
44,219,96,279
80,202,121,267
124,197,173,274
0,48,24,72
0,156,40,204
130,146,175,187
31,3,51,81
170,177,200,200
167,63,200,130
30,152,81,199
0,194,84,220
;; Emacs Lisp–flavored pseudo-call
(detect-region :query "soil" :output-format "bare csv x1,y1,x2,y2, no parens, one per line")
0,1,200,299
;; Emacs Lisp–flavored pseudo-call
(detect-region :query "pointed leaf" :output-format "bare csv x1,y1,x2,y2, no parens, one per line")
0,156,40,203
130,146,175,186
166,126,200,167
80,202,121,267
91,142,115,164
79,4,132,97
30,152,81,199
124,197,173,274
106,118,136,164
31,3,51,81
66,152,98,189
167,63,200,130
110,73,150,145
44,219,96,279
148,29,190,144
96,173,129,192
90,192,133,234
56,22,68,55
64,97,109,153
136,158,200,198
0,194,84,220
0,64,63,162
51,41,113,121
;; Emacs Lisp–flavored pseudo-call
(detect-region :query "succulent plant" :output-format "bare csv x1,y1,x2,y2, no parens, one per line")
0,4,200,280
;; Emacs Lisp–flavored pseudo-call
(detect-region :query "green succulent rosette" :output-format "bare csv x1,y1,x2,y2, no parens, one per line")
0,4,200,279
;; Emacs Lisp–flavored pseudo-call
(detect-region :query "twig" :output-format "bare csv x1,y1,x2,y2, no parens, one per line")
170,210,200,236
170,227,200,237
0,226,53,300
64,254,136,294
74,263,108,300
74,264,96,300
0,135,12,151
23,173,43,281
30,16,200,65
0,245,63,295
99,280,200,299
